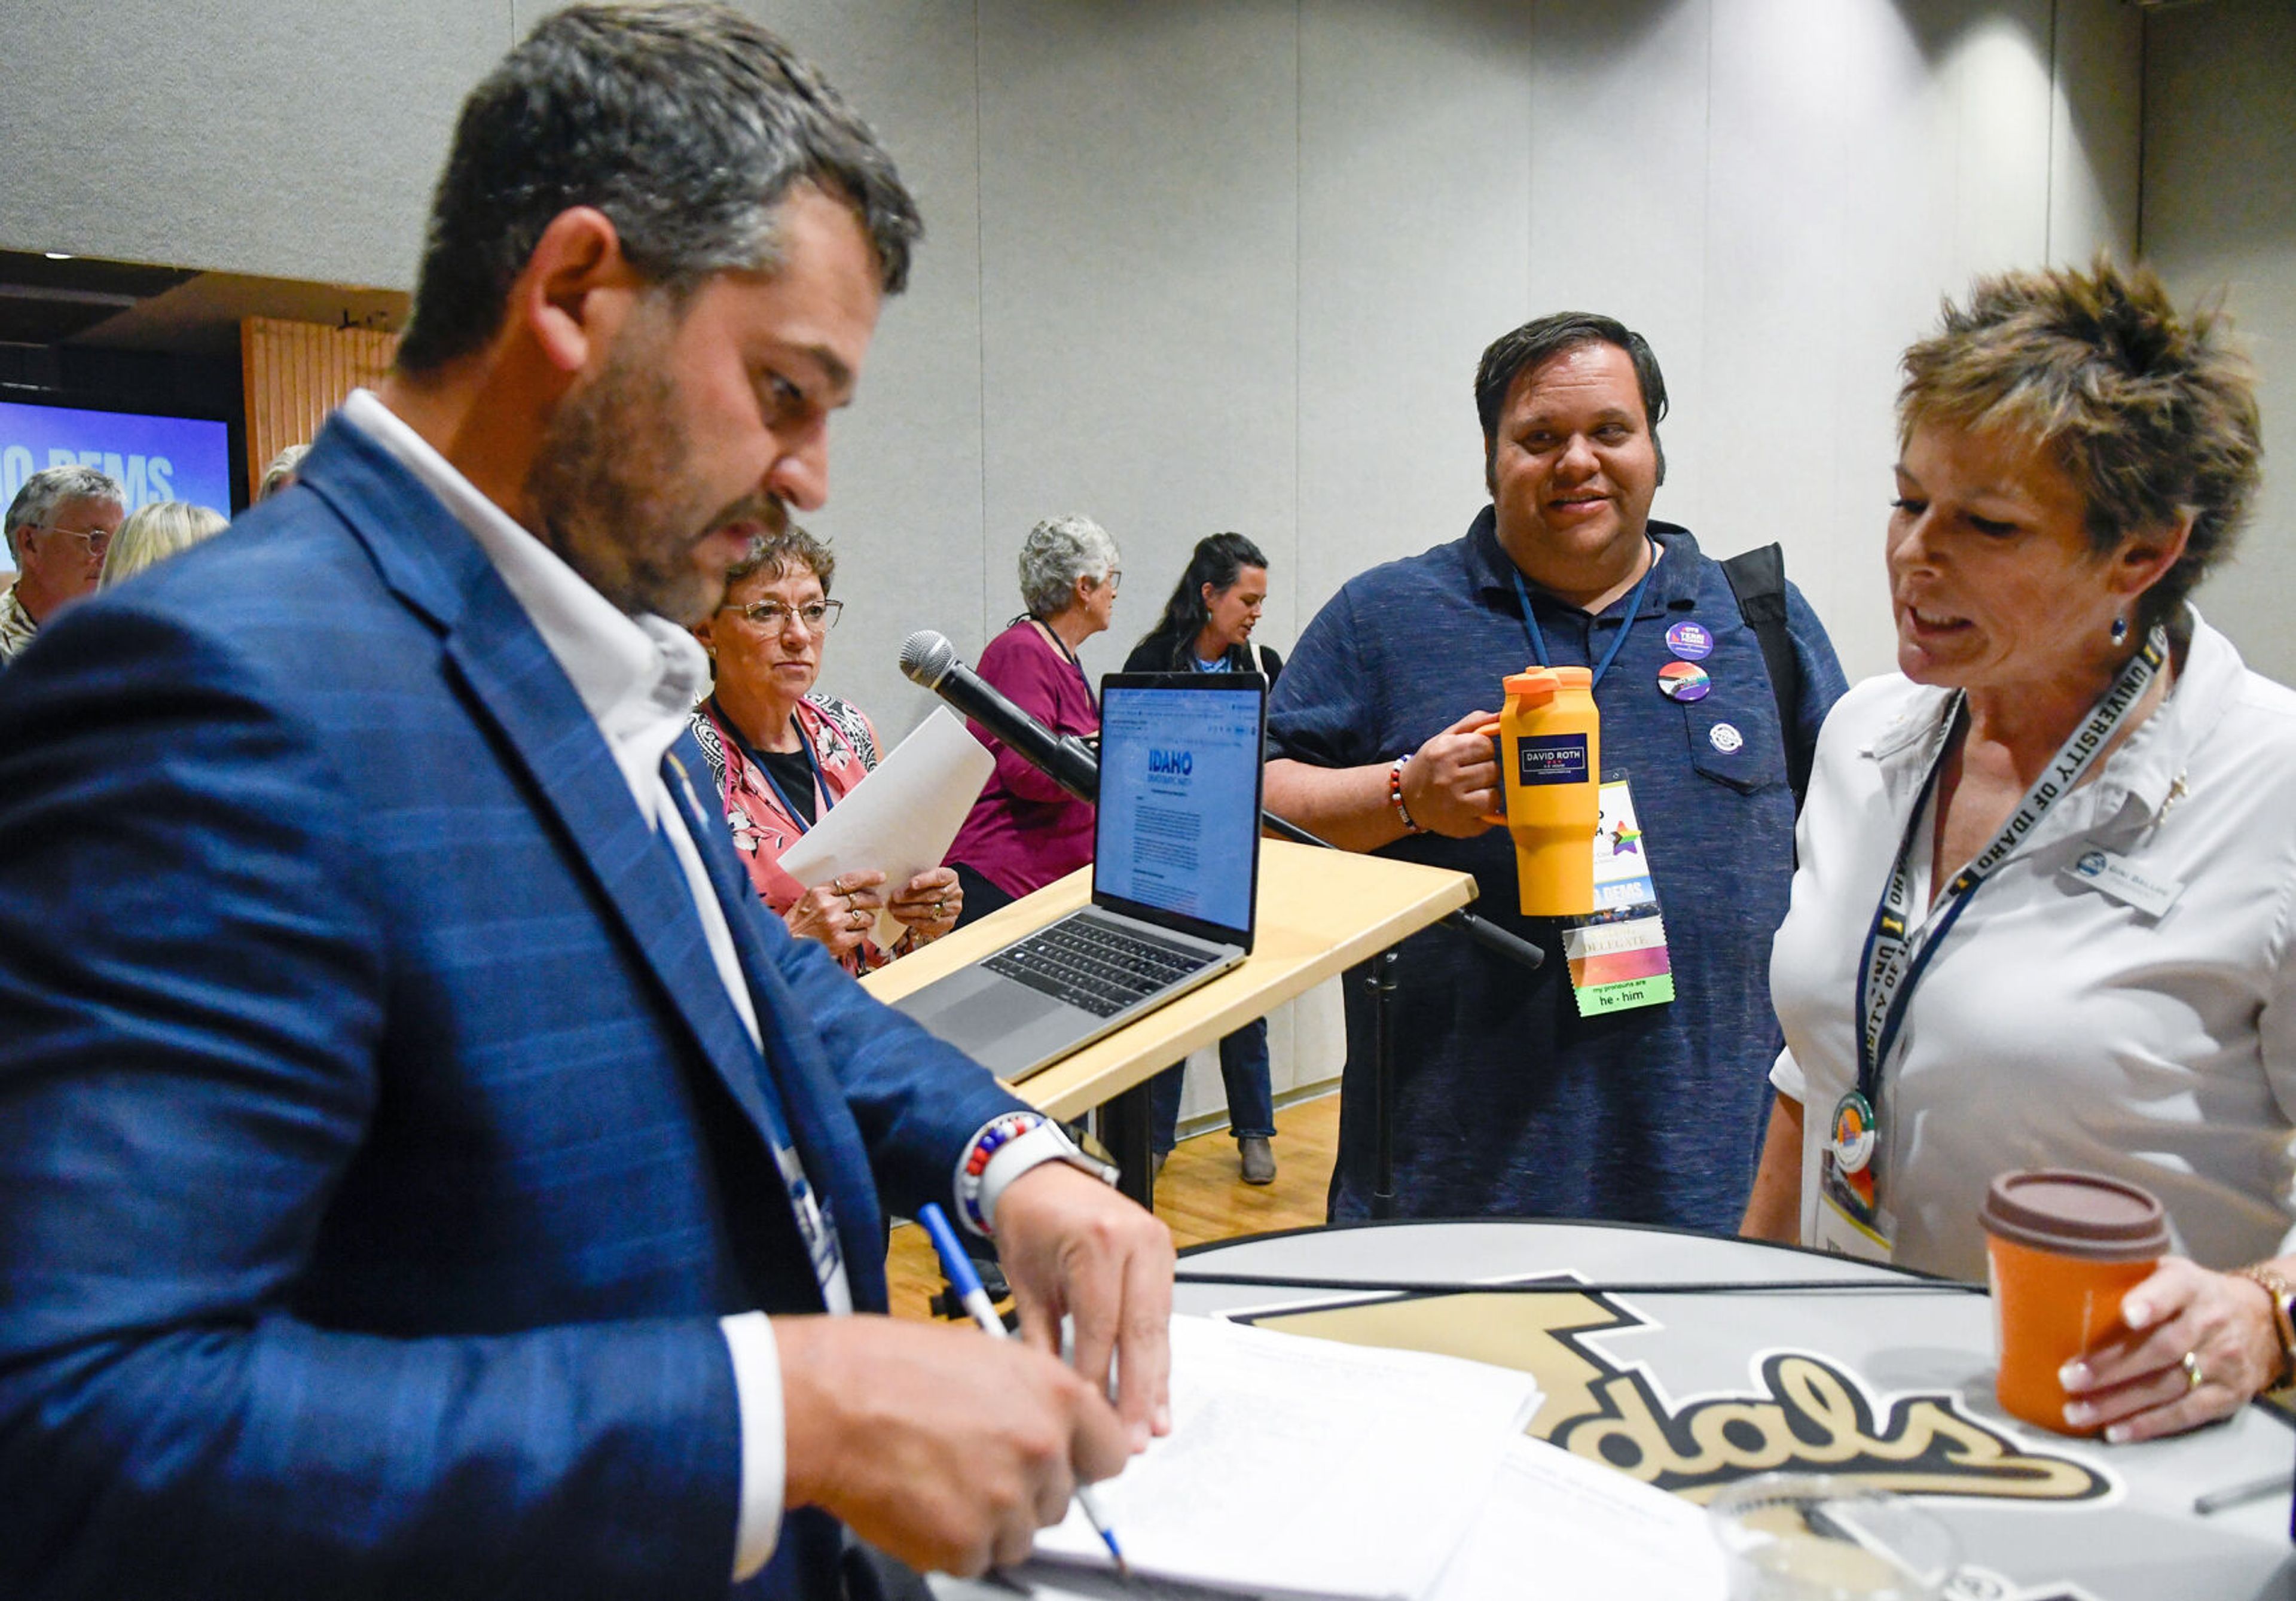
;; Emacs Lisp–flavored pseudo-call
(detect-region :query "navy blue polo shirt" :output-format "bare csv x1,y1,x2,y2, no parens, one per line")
1271,508,1846,1229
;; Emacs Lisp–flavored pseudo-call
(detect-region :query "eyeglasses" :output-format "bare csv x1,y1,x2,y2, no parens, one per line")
725,597,842,634
34,524,113,557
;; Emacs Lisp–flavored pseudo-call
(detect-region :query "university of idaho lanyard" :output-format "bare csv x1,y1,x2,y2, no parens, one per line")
1511,538,1661,690
713,697,831,836
1851,624,2169,1123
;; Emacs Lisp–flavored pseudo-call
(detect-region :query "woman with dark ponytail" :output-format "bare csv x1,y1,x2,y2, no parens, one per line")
1125,531,1283,680
1123,533,1283,1184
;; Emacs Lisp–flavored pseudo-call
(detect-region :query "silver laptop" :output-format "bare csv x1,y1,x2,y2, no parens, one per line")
893,672,1266,1080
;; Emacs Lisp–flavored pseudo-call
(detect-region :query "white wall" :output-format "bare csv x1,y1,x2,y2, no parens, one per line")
0,0,2153,1121
0,2,512,291
0,0,2145,719
2141,0,2296,687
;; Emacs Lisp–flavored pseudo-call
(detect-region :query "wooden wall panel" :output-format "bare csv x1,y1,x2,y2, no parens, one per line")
240,316,396,495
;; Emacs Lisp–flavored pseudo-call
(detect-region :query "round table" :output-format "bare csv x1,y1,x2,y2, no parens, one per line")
1166,1219,2293,1600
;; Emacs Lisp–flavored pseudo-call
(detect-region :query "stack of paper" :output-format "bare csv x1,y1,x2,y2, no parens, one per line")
777,708,993,946
1427,1433,1726,1601
1029,1315,1544,1600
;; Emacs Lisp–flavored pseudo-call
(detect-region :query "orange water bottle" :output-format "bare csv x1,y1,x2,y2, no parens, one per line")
1480,666,1601,916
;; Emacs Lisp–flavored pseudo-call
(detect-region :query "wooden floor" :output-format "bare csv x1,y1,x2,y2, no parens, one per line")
884,1090,1339,1321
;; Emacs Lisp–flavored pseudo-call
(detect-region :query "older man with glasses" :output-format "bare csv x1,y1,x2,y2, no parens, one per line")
1,465,127,665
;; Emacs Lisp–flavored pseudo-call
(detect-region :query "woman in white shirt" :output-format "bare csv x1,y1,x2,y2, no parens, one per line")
1741,258,2295,1443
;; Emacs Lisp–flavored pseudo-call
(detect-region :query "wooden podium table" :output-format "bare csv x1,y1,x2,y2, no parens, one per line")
860,838,1476,1200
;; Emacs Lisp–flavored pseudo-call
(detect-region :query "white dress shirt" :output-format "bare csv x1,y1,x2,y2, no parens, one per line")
340,390,811,1578
1770,611,2296,1281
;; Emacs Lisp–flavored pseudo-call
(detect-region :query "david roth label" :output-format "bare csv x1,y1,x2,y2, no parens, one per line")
1518,734,1590,786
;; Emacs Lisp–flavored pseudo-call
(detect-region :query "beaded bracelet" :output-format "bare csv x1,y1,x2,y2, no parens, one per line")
958,1111,1046,1235
1388,755,1422,834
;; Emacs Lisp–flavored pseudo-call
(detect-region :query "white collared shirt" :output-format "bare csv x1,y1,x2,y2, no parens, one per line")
1770,611,2296,1280
338,390,804,1577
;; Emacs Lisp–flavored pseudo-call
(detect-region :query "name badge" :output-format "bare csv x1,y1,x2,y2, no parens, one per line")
2061,847,2182,918
1561,776,1674,1017
1814,1091,1893,1263
1813,1184,1895,1264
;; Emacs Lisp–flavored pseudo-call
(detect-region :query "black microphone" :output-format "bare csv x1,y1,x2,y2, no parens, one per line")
897,629,1540,978
899,630,1101,804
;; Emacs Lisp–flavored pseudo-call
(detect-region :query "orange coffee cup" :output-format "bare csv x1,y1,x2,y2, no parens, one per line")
1980,1169,2169,1436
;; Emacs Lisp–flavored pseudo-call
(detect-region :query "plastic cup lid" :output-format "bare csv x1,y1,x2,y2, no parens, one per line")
1503,669,1558,703
1980,1169,2169,1261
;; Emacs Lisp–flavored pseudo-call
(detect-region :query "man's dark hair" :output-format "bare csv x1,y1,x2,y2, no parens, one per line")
1474,312,1669,489
396,1,922,374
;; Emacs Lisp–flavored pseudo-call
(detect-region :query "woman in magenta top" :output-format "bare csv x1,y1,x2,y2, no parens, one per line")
946,513,1122,925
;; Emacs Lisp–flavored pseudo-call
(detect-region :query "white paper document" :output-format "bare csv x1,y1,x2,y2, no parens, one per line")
775,708,992,937
1426,1434,1726,1601
1029,1315,1544,1601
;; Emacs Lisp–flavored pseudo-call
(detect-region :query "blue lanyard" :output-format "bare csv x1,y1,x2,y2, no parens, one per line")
713,698,832,835
1852,625,2167,1104
1510,538,1661,689
662,749,849,1310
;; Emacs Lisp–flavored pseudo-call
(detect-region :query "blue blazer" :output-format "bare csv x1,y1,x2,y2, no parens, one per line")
0,416,1028,1599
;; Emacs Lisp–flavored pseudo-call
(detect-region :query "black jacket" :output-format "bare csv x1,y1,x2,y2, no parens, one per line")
1121,633,1284,682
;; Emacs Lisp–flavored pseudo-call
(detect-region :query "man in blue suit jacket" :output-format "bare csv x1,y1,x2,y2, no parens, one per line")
0,7,1171,1597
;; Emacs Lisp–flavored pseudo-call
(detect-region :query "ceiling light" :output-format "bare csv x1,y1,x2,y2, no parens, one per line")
43,251,73,261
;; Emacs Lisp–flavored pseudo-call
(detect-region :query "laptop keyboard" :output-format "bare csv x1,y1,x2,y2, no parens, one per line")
983,914,1223,1019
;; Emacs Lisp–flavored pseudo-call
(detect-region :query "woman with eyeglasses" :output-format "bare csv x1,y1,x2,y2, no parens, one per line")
946,513,1122,928
690,527,961,972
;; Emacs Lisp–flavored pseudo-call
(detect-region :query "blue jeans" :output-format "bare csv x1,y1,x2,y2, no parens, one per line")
1150,1016,1275,1152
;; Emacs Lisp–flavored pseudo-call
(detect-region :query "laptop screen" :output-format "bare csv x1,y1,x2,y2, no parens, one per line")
1091,673,1266,949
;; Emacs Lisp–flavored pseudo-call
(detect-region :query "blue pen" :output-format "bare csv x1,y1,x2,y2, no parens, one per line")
917,1203,1131,1579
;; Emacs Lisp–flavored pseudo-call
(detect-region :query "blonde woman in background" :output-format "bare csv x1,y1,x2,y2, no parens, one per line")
99,502,228,588
257,444,309,502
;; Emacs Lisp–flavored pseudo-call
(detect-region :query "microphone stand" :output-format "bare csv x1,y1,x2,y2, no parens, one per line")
982,727,1546,1221
898,633,1544,1216
1254,801,1544,1221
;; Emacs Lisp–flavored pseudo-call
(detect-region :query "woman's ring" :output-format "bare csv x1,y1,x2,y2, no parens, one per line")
2182,1350,2206,1390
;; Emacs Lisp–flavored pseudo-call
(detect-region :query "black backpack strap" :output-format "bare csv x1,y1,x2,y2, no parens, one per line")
1720,542,1812,812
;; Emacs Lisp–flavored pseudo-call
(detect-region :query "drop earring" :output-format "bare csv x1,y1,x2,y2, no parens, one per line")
2110,613,2129,645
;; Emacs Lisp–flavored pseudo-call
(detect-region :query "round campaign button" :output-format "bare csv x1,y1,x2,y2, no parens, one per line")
1665,619,1714,660
1657,660,1711,703
1830,1090,1877,1175
1709,721,1744,754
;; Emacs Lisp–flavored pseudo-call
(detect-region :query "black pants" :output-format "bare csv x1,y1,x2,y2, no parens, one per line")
949,861,1016,930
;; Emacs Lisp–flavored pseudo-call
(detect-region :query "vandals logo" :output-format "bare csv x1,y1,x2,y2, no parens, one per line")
1238,1280,2109,1505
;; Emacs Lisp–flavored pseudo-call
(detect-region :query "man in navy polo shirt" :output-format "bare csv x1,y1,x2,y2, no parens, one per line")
1265,312,1846,1229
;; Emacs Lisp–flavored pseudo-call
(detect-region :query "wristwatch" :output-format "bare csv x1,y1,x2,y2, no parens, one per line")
957,1111,1120,1236
2232,1264,2296,1389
